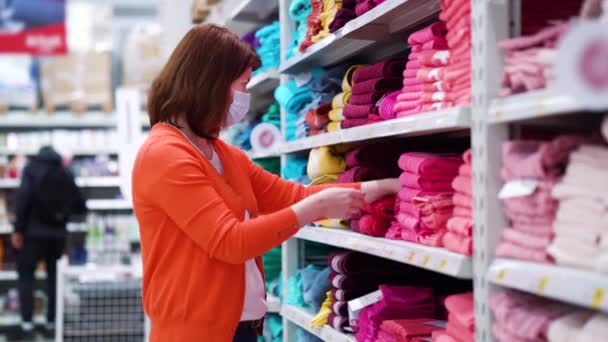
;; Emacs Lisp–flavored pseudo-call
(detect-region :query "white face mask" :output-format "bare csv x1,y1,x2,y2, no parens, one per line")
224,90,251,127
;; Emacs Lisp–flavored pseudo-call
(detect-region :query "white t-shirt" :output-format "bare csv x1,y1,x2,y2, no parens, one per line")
209,150,267,321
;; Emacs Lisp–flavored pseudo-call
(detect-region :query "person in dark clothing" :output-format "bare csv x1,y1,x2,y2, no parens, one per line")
11,146,86,339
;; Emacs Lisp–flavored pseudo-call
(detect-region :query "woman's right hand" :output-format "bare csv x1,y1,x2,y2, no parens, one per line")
291,188,365,226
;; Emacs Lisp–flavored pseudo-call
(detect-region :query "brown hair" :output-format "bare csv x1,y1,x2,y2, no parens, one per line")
148,24,260,138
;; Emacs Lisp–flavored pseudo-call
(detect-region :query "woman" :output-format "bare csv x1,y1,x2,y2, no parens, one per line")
132,24,400,342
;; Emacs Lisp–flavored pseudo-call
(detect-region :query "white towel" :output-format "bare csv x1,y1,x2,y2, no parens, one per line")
547,237,599,270
552,182,608,205
553,222,604,246
548,310,594,342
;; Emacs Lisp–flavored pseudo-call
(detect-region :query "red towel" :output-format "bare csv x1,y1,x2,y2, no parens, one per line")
341,118,368,128
352,77,403,95
359,214,392,237
363,196,396,219
352,57,407,83
338,166,392,183
344,103,374,118
304,103,332,129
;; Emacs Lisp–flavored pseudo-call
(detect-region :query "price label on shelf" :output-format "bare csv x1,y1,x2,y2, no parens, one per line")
592,288,605,309
422,255,431,267
408,251,416,262
536,276,549,295
496,269,508,282
438,259,447,272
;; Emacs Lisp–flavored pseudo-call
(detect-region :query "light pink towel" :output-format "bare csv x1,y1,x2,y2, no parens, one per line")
500,228,552,250
408,22,448,45
458,164,472,177
453,193,472,209
418,229,446,247
495,241,552,263
443,232,472,256
453,206,472,218
399,187,452,202
451,175,472,196
444,292,475,331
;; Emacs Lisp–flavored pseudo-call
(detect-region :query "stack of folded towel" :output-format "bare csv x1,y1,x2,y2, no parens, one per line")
283,155,311,184
442,292,474,342
307,146,347,185
254,21,280,75
357,196,396,237
304,65,349,136
444,150,473,256
343,57,406,128
395,22,449,117
490,291,572,342
305,103,332,136
440,0,471,107
499,23,570,96
356,286,438,342
286,0,312,59
547,144,608,272
329,65,362,132
300,0,324,51
377,318,444,342
395,153,462,246
496,135,584,263
312,0,343,43
547,310,608,342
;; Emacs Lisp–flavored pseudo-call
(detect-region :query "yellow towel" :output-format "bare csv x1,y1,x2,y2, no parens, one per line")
311,174,339,185
311,0,342,42
342,65,366,92
307,146,346,180
327,121,342,132
329,108,345,121
311,291,334,327
331,91,351,109
317,218,350,229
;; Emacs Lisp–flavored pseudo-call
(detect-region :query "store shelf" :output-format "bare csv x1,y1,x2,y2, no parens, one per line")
248,69,280,95
0,177,121,189
281,304,356,342
0,270,46,281
489,259,608,313
296,226,473,279
229,0,278,22
0,146,119,155
267,294,281,313
488,89,588,123
282,107,471,154
86,199,132,210
0,111,116,128
280,0,439,74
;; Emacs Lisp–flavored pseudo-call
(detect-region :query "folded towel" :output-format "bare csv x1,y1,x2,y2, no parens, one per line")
547,311,594,342
496,241,552,263
408,22,448,45
453,205,472,218
329,107,345,121
398,152,463,175
332,91,351,108
453,193,472,209
417,67,447,82
500,228,552,250
359,214,392,237
418,49,451,67
378,91,400,120
446,216,473,236
352,57,407,84
351,77,403,95
348,92,385,105
342,65,365,92
443,232,473,255
341,117,369,128
399,171,455,191
343,103,375,118
411,37,449,52
338,166,392,182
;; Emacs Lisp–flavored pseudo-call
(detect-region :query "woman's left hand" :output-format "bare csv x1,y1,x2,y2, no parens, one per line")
360,178,401,203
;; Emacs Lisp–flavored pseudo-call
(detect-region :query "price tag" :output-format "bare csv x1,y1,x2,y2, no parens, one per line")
498,179,539,199
496,269,507,282
438,259,447,271
408,251,416,262
592,288,605,309
537,276,549,294
422,255,431,267
536,97,547,116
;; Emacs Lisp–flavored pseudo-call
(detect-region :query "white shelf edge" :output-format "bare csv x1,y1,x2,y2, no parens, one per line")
0,177,121,189
248,69,280,91
267,294,282,313
282,107,471,154
488,88,587,123
281,304,356,342
295,225,473,279
0,111,116,128
247,149,281,159
489,259,608,313
86,199,132,210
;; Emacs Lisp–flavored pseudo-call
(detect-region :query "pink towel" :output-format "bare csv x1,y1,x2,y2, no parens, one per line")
453,206,472,218
397,91,423,102
420,208,453,230
440,0,470,23
355,0,375,16
343,103,375,118
443,232,472,256
418,50,451,67
446,318,474,342
403,76,422,86
495,241,552,263
412,37,449,52
399,172,455,191
446,216,472,236
385,221,403,240
378,91,400,120
394,99,421,113
404,68,421,78
451,176,472,196
433,331,459,342
402,84,423,93
406,60,422,69
444,292,474,332
511,222,553,237
408,22,448,45
397,212,420,232
398,152,463,175
412,193,454,213
418,229,446,247
453,193,472,209
458,164,472,177
500,228,552,249
499,23,570,52
417,67,447,82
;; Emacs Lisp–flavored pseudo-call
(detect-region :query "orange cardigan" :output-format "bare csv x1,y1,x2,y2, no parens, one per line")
132,124,359,341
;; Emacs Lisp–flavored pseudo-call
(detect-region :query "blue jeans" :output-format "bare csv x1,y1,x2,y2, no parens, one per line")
233,324,257,342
